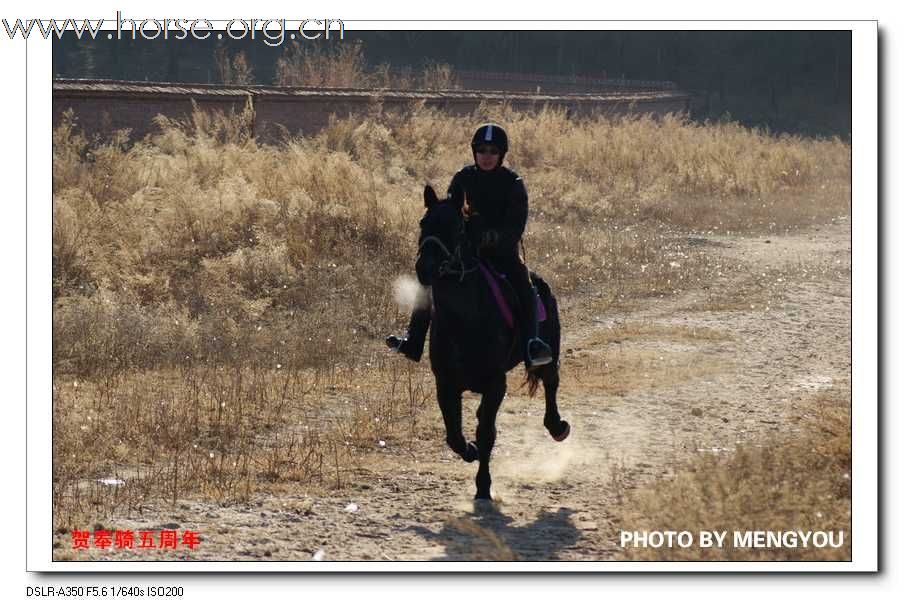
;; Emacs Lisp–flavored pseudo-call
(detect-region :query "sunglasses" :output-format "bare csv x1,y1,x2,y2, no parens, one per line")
475,146,500,155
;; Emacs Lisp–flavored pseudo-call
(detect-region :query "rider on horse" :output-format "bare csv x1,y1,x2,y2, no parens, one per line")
386,123,554,369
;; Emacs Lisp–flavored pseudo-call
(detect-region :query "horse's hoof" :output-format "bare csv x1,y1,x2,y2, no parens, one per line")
551,420,570,442
463,442,479,463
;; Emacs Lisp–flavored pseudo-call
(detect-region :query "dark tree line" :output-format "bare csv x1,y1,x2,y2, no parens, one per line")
53,30,851,136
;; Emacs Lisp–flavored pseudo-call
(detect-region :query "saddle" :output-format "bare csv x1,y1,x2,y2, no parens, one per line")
477,261,547,330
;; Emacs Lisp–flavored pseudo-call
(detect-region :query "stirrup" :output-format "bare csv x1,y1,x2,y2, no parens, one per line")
526,338,553,367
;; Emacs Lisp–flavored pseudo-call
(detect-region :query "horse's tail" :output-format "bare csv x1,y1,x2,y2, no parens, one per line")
526,370,542,397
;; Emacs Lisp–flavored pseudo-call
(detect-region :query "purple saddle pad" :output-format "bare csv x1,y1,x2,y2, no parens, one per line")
477,262,547,330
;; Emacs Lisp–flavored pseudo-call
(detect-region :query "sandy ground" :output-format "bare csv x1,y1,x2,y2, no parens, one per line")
56,219,851,563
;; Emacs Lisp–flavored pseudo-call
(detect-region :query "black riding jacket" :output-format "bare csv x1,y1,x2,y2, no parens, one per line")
446,164,528,259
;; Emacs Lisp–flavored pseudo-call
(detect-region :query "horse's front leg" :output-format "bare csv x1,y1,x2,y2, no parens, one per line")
436,378,478,463
474,376,506,500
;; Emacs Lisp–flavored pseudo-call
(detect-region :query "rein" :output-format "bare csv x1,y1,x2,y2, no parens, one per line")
418,232,478,283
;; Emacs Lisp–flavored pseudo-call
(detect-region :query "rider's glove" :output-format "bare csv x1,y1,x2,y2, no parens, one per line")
481,230,499,250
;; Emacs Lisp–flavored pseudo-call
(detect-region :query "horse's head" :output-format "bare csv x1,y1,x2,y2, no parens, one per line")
415,185,475,286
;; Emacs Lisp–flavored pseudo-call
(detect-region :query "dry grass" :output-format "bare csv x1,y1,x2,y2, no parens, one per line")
561,347,729,398
557,322,732,397
52,361,440,533
275,42,459,90
215,48,255,85
613,391,851,561
444,517,521,561
585,322,732,345
51,102,850,532
509,108,850,232
685,258,851,313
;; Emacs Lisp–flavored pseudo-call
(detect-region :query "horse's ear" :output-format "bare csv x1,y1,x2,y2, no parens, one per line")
424,185,439,208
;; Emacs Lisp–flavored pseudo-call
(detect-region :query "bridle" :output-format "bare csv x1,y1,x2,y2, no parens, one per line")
417,222,478,283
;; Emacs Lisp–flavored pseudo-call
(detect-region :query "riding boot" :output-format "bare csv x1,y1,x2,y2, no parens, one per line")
515,281,553,368
385,306,431,362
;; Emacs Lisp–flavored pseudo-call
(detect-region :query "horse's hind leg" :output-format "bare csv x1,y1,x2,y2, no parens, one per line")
534,277,569,441
540,363,570,442
436,379,478,463
474,376,506,500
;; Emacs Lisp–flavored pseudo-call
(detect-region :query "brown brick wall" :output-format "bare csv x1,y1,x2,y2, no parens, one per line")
53,85,692,145
54,94,249,142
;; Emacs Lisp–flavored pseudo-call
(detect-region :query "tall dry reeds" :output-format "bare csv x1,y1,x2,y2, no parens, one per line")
215,48,256,85
274,42,461,91
275,42,370,88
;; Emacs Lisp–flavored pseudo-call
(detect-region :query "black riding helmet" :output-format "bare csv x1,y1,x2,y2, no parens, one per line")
471,123,508,168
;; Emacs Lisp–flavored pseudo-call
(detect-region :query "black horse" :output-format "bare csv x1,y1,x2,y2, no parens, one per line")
415,185,570,500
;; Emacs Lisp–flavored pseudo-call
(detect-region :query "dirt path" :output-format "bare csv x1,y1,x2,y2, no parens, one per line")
66,220,851,562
